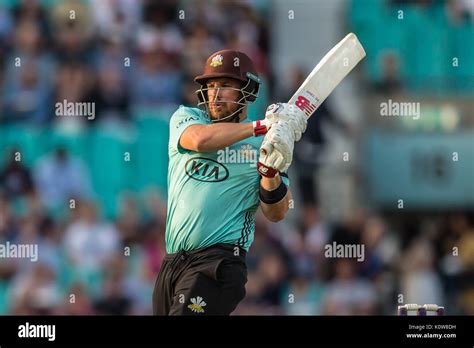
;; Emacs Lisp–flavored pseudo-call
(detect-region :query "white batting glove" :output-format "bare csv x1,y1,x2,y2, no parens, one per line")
252,103,307,138
257,121,294,177
266,103,307,140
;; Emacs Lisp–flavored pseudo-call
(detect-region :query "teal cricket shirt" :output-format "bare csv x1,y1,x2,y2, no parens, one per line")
165,105,289,253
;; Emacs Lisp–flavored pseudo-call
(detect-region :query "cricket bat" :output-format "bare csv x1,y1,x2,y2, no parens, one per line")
261,33,366,155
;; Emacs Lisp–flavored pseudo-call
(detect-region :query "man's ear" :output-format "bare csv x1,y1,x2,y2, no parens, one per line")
238,106,248,122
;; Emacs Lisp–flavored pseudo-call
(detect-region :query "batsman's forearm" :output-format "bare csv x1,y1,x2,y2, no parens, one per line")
193,122,254,152
260,175,282,191
260,175,292,222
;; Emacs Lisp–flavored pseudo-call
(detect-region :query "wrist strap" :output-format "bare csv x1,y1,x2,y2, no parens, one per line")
257,162,278,177
253,120,267,136
259,180,288,204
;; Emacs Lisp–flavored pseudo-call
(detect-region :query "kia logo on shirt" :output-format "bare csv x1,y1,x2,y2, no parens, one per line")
185,157,229,182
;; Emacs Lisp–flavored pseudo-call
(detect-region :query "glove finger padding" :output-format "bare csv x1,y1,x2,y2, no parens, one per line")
258,144,282,177
268,122,293,157
273,153,285,170
288,105,307,139
272,140,293,169
259,146,285,173
293,129,302,142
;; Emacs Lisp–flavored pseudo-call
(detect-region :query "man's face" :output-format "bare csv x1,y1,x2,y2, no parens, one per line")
206,78,243,121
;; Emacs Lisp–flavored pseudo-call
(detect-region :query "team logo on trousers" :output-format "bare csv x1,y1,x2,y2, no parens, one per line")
188,296,206,313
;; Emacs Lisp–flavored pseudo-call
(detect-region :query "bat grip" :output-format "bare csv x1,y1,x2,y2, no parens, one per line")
261,143,273,156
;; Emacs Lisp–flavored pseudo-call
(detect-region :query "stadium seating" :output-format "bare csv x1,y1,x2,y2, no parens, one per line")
0,115,170,219
349,0,474,94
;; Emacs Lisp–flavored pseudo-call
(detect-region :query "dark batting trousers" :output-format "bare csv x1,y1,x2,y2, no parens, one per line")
153,243,247,315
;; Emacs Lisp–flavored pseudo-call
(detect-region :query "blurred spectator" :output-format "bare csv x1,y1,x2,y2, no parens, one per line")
33,147,93,211
247,211,288,270
322,259,377,315
131,25,182,109
92,62,131,125
96,35,130,73
115,193,141,245
254,250,288,311
282,208,327,282
53,62,96,129
12,0,51,38
2,19,54,124
300,207,331,260
12,214,41,275
438,214,474,314
225,5,269,77
0,148,34,199
133,189,167,307
182,75,199,106
90,0,142,43
281,272,325,315
458,226,474,315
50,0,95,65
0,193,17,239
123,237,159,315
399,237,445,307
142,187,167,225
181,24,222,78
141,1,183,54
94,255,132,315
446,0,474,24
458,226,474,271
62,282,95,315
373,51,403,95
331,208,366,246
286,229,318,281
9,262,62,315
63,200,120,271
359,216,386,279
0,5,10,90
140,219,165,276
37,216,63,276
0,194,18,280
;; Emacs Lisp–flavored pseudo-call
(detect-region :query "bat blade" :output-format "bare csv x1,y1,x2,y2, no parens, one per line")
288,32,366,116
261,33,366,156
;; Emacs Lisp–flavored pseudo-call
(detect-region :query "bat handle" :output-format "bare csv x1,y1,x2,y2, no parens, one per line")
260,143,273,156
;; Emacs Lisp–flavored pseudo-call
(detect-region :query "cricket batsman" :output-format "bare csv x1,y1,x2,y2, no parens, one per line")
153,50,307,315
